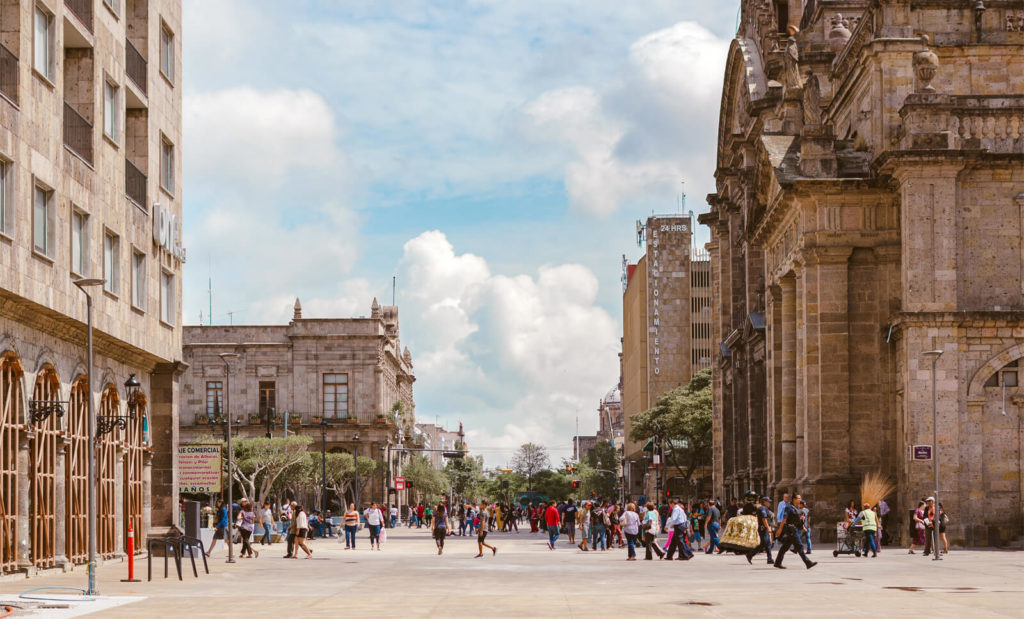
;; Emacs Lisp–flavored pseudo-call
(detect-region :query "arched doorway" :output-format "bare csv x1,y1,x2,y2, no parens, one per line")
0,352,24,575
30,365,61,568
97,385,119,558
66,377,89,565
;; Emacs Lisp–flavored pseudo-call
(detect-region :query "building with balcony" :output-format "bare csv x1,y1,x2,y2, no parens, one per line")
0,0,183,576
701,0,1024,546
179,299,416,509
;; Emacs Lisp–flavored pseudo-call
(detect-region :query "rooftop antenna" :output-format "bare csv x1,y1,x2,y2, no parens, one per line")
392,274,396,306
208,257,213,326
199,310,204,326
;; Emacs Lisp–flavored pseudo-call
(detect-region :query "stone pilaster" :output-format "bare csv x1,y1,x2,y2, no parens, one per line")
114,443,126,558
54,437,68,567
17,431,31,570
780,274,798,487
148,362,186,539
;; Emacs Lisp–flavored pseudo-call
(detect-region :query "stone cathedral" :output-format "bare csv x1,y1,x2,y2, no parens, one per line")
700,0,1024,546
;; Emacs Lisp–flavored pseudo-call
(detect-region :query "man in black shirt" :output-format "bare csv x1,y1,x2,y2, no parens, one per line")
563,499,578,544
745,496,775,565
774,495,816,569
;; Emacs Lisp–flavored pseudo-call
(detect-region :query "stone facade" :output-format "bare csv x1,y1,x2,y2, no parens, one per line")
179,299,416,511
0,0,183,576
701,0,1024,546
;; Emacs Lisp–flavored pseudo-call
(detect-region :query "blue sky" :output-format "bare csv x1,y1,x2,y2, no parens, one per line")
182,0,738,464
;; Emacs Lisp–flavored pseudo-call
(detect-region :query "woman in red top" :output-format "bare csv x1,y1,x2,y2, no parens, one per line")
529,504,540,533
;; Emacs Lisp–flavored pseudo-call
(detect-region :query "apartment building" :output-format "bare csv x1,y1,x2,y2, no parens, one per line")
0,0,183,575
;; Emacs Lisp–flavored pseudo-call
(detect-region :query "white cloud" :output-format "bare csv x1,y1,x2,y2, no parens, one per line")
398,231,620,464
521,21,730,217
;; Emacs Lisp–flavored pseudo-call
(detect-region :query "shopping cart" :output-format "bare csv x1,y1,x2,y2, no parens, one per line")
833,522,862,557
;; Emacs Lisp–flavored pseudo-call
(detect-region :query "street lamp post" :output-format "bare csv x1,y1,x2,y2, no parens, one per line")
320,419,328,516
923,349,943,562
72,277,105,596
352,433,361,510
219,352,240,564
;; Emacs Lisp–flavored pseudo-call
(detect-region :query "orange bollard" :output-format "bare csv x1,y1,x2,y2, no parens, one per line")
121,521,141,582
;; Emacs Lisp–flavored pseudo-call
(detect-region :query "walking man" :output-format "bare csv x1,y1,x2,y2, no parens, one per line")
664,500,694,561
745,496,775,565
852,503,879,558
704,500,722,554
260,502,274,545
773,495,816,570
544,501,561,549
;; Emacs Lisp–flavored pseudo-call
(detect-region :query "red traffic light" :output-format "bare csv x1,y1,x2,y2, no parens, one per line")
571,479,580,488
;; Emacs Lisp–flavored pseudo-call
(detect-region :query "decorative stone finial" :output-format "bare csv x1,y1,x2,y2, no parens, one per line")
293,298,302,320
913,35,939,93
403,347,412,365
371,297,381,319
828,14,852,53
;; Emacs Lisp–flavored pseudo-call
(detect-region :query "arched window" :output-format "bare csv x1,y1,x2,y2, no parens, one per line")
984,360,1018,388
0,353,24,575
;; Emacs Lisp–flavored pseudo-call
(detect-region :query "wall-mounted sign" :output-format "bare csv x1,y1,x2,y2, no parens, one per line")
178,444,222,494
912,445,932,461
153,202,187,262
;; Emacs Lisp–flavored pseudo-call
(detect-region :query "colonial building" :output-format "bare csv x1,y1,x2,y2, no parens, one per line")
701,0,1024,545
596,385,624,446
621,214,707,499
179,299,415,509
0,0,183,576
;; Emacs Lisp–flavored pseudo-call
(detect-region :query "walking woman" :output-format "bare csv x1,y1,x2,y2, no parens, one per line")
529,504,540,533
293,504,313,559
205,499,229,557
578,502,591,551
433,502,450,555
642,502,664,560
343,503,359,549
621,502,641,561
365,502,385,550
909,500,927,554
236,499,259,558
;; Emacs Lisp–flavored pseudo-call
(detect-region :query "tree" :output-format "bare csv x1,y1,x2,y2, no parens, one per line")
226,435,314,507
629,368,713,497
403,455,448,502
511,443,549,491
444,454,484,502
583,440,618,500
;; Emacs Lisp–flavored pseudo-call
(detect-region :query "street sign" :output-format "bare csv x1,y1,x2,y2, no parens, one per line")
395,476,406,491
912,445,932,461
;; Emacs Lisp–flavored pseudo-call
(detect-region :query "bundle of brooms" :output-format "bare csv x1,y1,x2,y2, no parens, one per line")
860,471,895,509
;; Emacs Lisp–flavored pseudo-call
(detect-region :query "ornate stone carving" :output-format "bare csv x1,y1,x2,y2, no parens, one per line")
1008,12,1024,32
803,73,822,125
783,31,802,89
828,14,852,53
913,35,939,93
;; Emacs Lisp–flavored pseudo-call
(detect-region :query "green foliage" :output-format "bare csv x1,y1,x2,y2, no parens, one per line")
291,451,378,510
225,435,314,507
403,455,448,502
444,454,484,501
582,440,619,499
531,469,572,501
479,468,526,503
628,367,713,490
511,443,550,482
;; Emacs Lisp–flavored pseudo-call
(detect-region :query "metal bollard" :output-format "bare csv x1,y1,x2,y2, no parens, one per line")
121,521,141,582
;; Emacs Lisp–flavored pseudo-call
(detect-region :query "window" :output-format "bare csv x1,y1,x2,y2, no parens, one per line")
160,270,174,324
159,23,174,82
259,381,276,416
131,249,145,309
0,160,11,236
322,374,349,419
103,81,119,141
986,360,1020,387
103,0,118,13
205,381,223,416
103,231,120,294
33,5,54,82
71,210,88,276
33,184,54,256
160,136,174,193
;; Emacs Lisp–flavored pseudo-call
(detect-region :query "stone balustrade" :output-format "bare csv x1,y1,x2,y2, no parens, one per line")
898,94,1024,154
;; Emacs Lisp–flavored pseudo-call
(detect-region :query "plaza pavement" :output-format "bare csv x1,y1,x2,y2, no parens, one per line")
2,527,1023,617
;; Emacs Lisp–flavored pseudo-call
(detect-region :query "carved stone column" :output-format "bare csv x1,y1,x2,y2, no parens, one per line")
780,274,798,487
54,436,68,567
17,431,31,570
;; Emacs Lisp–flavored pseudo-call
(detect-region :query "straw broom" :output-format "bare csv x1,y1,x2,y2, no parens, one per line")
860,471,895,509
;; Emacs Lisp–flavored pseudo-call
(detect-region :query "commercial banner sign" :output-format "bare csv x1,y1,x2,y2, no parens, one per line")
178,444,222,494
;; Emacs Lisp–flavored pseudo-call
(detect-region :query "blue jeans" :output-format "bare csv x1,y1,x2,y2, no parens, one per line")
626,532,637,558
344,525,357,548
547,525,560,547
592,524,606,550
801,528,812,552
390,516,396,528
705,521,722,553
862,530,877,555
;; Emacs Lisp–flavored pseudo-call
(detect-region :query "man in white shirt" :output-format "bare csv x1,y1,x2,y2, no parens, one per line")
389,504,398,528
664,500,694,560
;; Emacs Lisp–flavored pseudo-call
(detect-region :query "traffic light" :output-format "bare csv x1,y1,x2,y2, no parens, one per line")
571,479,580,488
406,479,414,489
442,451,465,459
501,480,509,489
665,490,672,498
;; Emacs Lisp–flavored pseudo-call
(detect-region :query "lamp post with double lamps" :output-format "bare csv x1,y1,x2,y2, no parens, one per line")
219,352,240,564
72,277,104,595
923,349,943,561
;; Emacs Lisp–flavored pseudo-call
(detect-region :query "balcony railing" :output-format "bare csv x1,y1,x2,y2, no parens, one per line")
63,102,93,164
65,0,94,33
125,159,146,207
125,39,146,95
0,41,17,104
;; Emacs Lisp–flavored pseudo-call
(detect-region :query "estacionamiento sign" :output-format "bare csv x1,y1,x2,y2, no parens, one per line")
178,444,222,494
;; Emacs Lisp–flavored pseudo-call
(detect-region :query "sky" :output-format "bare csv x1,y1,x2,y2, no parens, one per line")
181,0,739,466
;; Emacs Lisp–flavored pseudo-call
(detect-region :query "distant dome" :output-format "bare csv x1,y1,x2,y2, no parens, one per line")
603,387,621,405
